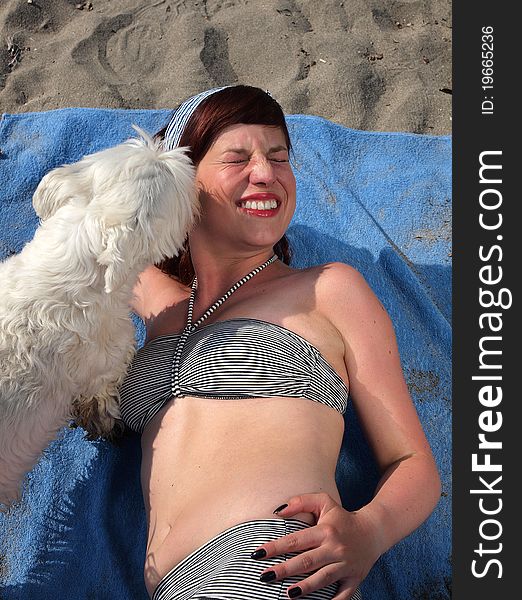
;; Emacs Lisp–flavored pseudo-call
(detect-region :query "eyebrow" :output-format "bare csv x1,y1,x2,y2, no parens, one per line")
222,145,289,154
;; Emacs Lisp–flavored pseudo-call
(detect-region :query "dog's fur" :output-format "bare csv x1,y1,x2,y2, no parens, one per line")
0,127,198,509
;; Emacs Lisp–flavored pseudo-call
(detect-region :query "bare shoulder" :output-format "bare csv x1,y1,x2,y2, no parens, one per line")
309,261,394,344
313,261,385,313
276,261,383,318
130,265,189,319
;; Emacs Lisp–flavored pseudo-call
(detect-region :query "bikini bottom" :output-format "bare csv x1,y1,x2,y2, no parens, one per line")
152,517,363,600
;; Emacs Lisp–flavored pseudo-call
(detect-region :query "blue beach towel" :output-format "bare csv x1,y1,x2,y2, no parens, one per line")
0,109,451,600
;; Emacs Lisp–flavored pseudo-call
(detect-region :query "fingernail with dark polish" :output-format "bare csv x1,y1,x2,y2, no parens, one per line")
288,586,302,598
251,549,267,559
273,503,288,514
260,570,277,582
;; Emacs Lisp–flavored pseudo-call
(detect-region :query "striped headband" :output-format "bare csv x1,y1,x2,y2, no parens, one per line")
163,86,229,150
163,86,274,150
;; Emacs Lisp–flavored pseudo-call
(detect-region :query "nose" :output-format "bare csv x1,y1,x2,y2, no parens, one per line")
248,156,276,186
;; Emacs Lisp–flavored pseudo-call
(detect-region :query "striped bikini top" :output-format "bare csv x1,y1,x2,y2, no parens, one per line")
119,256,349,434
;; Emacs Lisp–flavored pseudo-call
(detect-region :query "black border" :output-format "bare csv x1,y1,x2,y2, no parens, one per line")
453,3,516,597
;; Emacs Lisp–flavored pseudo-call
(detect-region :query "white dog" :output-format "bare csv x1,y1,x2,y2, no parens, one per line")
0,127,198,509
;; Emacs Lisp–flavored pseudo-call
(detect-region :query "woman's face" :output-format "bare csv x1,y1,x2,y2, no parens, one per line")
192,123,296,254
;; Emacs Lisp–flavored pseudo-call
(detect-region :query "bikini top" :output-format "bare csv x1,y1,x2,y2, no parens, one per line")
118,256,349,434
119,317,349,433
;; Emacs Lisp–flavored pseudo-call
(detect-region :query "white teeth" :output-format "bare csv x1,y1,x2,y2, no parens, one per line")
240,199,278,210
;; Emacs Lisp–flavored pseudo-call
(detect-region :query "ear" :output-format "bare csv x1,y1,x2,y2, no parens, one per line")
32,162,82,220
97,224,139,294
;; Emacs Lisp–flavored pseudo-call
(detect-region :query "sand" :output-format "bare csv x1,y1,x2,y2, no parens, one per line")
0,0,452,134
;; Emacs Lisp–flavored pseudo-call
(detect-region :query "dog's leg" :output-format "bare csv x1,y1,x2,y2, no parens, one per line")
0,388,72,510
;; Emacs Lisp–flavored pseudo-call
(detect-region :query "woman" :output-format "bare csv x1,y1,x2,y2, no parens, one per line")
119,85,441,600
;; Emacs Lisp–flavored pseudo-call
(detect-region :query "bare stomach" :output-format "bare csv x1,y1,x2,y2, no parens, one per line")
140,395,345,598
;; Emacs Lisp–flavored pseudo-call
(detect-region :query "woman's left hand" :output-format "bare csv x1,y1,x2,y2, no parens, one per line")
250,492,383,600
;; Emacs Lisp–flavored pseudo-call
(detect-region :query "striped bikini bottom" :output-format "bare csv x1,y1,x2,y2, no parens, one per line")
152,517,363,600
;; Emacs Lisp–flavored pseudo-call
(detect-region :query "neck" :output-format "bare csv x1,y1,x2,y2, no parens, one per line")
188,242,276,307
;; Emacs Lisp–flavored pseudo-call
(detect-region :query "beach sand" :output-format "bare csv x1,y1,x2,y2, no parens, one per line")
1,0,451,134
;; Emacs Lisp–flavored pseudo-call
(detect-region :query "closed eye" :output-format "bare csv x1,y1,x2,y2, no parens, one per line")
269,150,290,162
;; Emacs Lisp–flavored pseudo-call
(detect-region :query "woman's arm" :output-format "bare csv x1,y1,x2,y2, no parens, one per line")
324,262,441,552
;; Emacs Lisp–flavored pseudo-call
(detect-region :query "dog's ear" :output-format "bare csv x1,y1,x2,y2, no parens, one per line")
97,224,138,294
32,163,82,220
